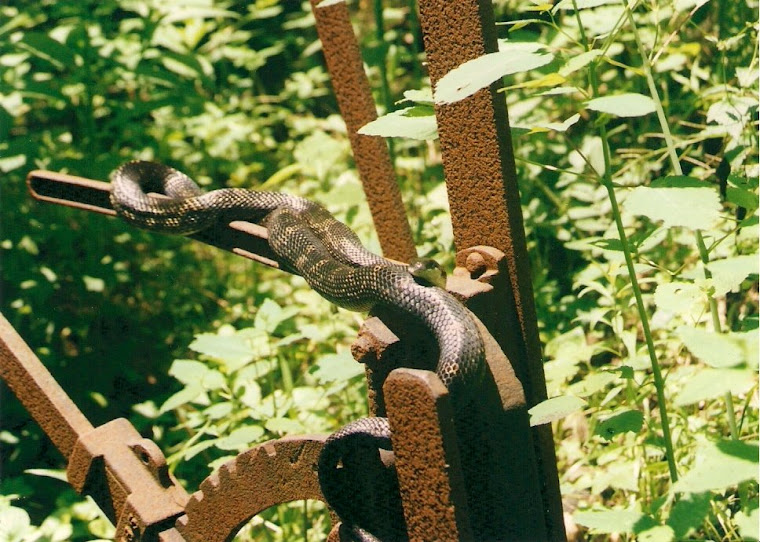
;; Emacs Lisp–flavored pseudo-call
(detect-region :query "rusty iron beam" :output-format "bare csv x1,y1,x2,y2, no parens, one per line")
384,369,474,542
26,170,282,269
416,1,566,539
0,313,189,541
0,312,94,458
309,0,417,263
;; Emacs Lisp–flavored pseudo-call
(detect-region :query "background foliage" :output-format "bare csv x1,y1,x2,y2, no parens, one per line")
1,0,757,540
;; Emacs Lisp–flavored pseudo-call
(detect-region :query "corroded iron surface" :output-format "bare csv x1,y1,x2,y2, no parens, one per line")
0,312,94,458
418,0,566,537
309,0,417,263
384,369,473,541
175,436,327,542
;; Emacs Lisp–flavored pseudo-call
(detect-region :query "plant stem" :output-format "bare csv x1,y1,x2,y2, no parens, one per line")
573,0,680,482
624,1,741,440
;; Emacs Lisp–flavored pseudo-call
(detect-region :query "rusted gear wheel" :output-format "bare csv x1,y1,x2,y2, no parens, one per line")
168,435,328,542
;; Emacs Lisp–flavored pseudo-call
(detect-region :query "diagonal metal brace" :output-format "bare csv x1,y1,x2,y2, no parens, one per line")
0,312,189,542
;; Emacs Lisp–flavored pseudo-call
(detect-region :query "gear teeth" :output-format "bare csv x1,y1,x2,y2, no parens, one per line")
175,437,327,542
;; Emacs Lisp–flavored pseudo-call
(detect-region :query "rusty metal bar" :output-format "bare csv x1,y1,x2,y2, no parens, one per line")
26,170,281,269
309,0,417,263
0,312,94,458
384,369,474,542
416,1,566,539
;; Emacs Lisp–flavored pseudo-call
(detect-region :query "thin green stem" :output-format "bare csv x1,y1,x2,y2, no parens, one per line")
574,0,680,482
624,2,740,440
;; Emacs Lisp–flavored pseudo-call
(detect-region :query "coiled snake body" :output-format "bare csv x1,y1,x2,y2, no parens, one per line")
111,161,485,540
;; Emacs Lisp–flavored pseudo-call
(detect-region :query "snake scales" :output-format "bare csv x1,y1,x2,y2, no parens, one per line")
110,160,485,540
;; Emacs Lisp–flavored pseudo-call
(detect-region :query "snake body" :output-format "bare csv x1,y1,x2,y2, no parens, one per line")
110,161,485,540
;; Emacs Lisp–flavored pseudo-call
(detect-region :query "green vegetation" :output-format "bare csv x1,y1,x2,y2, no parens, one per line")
1,0,757,540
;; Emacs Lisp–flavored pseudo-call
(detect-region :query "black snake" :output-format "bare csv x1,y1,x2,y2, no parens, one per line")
110,160,485,540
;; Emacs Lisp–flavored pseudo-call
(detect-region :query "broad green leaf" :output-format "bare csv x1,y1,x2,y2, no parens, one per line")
159,384,203,414
203,402,233,420
520,113,581,133
169,359,210,385
637,525,675,542
528,395,586,426
650,175,706,188
358,107,438,140
0,506,32,541
309,351,364,383
574,506,648,534
654,282,705,314
624,187,721,230
434,50,553,105
17,32,76,70
402,88,434,105
586,93,656,117
735,506,759,541
672,439,759,493
673,368,755,406
265,417,306,435
666,492,711,539
727,186,759,210
567,371,616,397
595,409,644,440
24,468,68,482
216,425,265,450
560,49,603,77
254,298,298,333
190,332,257,369
677,327,745,367
706,255,759,297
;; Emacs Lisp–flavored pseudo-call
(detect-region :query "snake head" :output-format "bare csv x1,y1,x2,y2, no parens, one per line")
407,258,447,289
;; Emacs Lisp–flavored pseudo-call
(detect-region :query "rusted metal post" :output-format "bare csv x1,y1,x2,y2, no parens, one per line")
0,312,93,458
416,1,566,540
309,0,417,263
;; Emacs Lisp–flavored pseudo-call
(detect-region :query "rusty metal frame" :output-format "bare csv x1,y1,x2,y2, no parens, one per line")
3,1,567,540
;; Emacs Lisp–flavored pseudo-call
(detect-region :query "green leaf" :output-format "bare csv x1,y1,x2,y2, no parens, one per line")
624,187,721,230
265,417,306,435
528,395,586,426
586,93,656,117
358,107,438,140
672,439,759,493
594,409,644,440
434,49,553,105
17,32,76,70
159,384,203,414
216,425,265,450
190,332,257,369
254,298,298,333
0,505,32,541
735,506,759,541
706,255,759,297
677,327,745,368
650,175,707,188
673,368,756,406
169,359,210,385
726,186,759,210
637,525,674,542
24,468,68,482
666,492,711,539
654,282,705,314
309,351,364,383
559,49,603,77
574,506,648,534
566,371,617,397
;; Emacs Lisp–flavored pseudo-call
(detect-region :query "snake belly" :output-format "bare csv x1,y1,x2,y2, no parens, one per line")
110,161,485,540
